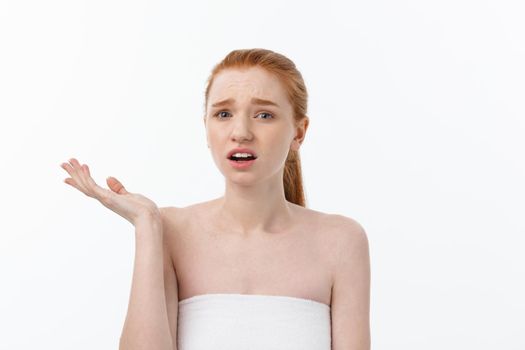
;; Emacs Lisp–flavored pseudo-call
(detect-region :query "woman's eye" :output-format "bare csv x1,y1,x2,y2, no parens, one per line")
256,112,274,119
214,111,231,119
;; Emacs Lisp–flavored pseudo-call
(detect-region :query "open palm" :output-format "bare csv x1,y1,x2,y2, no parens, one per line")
60,158,160,226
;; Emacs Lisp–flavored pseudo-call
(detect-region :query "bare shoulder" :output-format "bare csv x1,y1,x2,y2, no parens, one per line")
158,206,182,230
158,200,215,238
158,205,193,234
158,205,192,244
322,213,371,348
315,212,370,272
291,206,369,259
322,213,368,243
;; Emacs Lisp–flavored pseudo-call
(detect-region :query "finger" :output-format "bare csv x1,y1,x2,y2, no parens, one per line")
106,176,128,195
61,161,87,192
63,177,82,191
68,158,90,189
81,164,99,195
69,157,82,170
82,164,90,176
81,165,114,200
69,158,90,188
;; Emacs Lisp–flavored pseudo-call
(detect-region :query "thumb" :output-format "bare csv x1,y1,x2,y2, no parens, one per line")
106,176,129,195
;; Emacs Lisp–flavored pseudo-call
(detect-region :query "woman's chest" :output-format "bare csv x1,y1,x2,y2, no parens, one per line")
167,209,334,306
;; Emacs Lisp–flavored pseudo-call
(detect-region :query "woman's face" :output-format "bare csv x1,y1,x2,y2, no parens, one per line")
204,66,307,184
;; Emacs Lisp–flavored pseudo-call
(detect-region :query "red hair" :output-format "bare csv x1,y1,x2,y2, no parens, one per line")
204,48,308,207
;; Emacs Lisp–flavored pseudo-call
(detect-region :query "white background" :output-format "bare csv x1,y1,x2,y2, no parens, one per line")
1,0,524,349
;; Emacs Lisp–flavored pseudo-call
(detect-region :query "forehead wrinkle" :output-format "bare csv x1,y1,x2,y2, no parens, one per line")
208,70,286,110
210,83,276,108
223,81,261,95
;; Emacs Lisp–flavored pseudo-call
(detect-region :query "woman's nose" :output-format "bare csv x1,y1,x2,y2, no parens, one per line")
231,117,253,142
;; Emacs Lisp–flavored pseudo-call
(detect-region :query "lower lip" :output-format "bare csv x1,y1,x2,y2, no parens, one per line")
228,158,256,169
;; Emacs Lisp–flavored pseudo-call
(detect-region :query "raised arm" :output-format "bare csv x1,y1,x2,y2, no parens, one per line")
60,158,175,349
119,216,175,350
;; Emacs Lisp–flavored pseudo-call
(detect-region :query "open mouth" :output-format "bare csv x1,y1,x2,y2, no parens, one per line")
228,155,257,162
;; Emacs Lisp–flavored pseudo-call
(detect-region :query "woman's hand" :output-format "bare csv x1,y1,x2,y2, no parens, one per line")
60,158,160,227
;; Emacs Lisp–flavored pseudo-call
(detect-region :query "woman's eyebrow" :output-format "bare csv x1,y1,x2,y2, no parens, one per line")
211,97,280,108
251,97,280,107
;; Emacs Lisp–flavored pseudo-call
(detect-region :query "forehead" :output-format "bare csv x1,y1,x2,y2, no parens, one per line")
208,67,288,106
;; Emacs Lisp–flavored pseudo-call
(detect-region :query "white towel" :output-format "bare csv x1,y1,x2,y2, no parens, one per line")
177,293,331,350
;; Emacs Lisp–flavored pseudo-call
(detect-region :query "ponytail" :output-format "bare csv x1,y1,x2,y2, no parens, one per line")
283,149,306,207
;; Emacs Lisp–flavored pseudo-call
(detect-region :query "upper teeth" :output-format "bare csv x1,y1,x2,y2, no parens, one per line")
232,153,254,158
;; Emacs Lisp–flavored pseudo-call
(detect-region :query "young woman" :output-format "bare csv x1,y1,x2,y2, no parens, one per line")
60,48,371,350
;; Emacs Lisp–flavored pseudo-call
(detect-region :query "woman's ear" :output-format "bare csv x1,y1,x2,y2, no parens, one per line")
291,116,309,151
